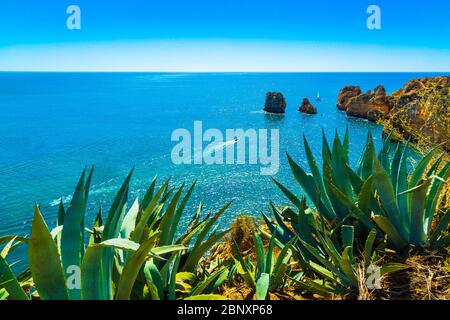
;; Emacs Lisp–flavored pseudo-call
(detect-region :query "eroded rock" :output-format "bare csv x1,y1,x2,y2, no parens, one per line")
264,92,286,114
298,98,317,114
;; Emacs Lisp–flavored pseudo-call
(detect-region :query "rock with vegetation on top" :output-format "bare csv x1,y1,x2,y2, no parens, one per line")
337,85,362,110
298,98,317,114
264,92,286,114
337,76,450,150
344,85,392,121
385,76,450,150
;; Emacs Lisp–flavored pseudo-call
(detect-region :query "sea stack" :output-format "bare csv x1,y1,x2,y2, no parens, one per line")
298,98,317,114
264,92,286,114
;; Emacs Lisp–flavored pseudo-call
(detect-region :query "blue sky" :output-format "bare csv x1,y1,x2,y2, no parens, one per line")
0,0,449,71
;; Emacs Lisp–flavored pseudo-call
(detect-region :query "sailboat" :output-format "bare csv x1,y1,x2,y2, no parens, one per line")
315,91,321,102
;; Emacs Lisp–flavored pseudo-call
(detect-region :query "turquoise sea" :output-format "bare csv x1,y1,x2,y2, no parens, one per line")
0,72,442,266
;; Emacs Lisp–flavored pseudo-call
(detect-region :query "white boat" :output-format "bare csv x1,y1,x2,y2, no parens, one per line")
315,91,321,101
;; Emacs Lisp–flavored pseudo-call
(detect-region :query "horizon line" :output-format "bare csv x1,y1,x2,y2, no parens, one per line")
1,70,449,74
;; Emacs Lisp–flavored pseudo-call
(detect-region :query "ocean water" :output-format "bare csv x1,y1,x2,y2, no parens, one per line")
0,72,440,266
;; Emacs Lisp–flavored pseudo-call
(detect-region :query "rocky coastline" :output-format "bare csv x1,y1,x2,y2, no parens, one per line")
337,76,450,150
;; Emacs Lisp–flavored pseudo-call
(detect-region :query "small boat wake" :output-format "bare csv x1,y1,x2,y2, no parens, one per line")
211,138,240,152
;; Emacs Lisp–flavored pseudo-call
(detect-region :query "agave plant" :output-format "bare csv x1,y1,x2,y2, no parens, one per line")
260,202,407,297
371,139,450,252
274,130,450,253
263,130,449,296
0,168,232,300
231,231,294,300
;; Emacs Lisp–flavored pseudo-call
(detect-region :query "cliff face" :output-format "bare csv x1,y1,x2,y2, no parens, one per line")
337,76,450,150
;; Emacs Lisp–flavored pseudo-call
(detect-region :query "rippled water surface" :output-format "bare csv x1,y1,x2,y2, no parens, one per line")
0,72,438,266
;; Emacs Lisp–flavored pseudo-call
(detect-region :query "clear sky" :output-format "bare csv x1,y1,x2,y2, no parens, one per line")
0,0,449,72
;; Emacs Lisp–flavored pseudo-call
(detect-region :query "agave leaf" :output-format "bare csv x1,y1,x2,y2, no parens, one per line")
167,180,197,245
261,211,292,244
255,273,270,300
269,203,295,240
272,178,303,209
430,208,450,246
341,225,354,261
176,272,197,283
303,136,334,212
425,161,450,233
330,132,353,198
81,245,107,300
409,179,432,247
343,127,350,163
253,232,265,278
194,201,232,248
143,260,164,300
286,153,319,206
373,158,408,241
321,129,332,161
141,176,158,211
292,277,335,298
202,268,229,295
232,241,256,287
60,168,90,300
358,132,376,180
322,156,349,222
89,207,103,245
101,169,133,299
183,229,230,272
339,247,357,286
379,263,410,277
327,180,375,230
396,144,410,227
1,237,17,259
0,236,28,246
363,229,377,269
57,200,65,227
372,215,408,252
132,179,170,243
409,146,438,189
0,255,28,300
287,154,336,221
306,260,339,283
346,164,364,195
168,252,181,300
120,198,140,240
190,267,228,296
298,238,340,276
115,234,159,300
358,176,374,215
159,184,185,246
378,130,393,173
435,234,450,249
102,169,133,241
29,206,68,300
264,231,276,274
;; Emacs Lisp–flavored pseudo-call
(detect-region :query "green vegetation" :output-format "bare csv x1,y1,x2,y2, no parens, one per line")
1,130,449,300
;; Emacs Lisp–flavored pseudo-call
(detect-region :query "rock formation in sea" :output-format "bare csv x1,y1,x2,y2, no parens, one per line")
264,92,286,114
298,98,317,114
337,76,450,150
337,85,362,110
344,85,394,121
